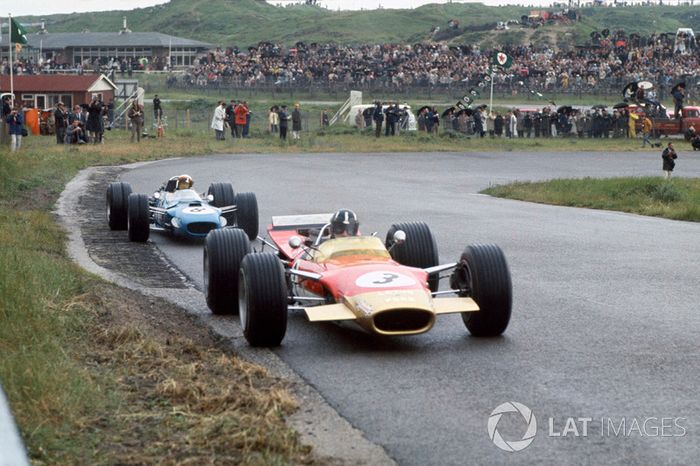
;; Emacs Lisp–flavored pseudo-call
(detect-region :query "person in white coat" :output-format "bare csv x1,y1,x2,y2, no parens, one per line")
509,111,518,138
211,101,226,140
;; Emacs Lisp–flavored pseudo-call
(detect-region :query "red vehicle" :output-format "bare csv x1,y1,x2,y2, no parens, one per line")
203,213,512,347
631,105,700,136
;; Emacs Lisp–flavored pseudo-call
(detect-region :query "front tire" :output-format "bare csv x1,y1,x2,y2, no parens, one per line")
204,228,250,315
106,182,132,230
385,221,440,292
452,244,512,336
208,182,236,223
239,253,288,347
127,193,150,242
234,191,259,240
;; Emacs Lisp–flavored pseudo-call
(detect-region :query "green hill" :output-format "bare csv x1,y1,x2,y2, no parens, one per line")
15,0,700,48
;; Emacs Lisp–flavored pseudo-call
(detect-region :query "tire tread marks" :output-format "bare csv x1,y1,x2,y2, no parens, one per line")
240,253,287,347
461,244,512,336
386,221,440,292
234,192,259,240
128,193,150,242
107,182,132,230
205,228,250,315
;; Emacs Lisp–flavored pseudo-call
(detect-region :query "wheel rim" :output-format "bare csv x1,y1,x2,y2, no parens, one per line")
239,270,248,329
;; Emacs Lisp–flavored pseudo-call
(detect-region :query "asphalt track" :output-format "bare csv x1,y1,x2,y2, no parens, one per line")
120,149,700,465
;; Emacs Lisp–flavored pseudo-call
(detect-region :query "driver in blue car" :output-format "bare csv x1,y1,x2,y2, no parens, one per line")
162,174,194,192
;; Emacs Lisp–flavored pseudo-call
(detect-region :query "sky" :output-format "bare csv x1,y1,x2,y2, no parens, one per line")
8,0,561,17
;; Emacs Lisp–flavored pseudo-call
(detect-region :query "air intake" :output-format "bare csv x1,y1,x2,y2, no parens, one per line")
373,309,434,334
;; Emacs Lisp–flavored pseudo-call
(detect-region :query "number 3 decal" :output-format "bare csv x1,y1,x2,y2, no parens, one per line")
373,273,399,285
356,271,416,288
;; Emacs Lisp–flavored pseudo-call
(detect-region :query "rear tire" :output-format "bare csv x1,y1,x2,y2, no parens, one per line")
204,228,250,315
106,182,132,230
208,182,236,223
239,253,288,347
234,192,259,240
452,244,512,336
385,221,439,292
127,193,150,242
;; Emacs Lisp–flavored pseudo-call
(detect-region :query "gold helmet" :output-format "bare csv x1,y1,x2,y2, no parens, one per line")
176,174,193,190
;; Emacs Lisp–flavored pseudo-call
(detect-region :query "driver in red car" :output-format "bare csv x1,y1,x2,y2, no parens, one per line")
330,209,359,238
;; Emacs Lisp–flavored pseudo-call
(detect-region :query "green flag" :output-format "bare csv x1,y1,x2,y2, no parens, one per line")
10,18,28,44
492,51,513,68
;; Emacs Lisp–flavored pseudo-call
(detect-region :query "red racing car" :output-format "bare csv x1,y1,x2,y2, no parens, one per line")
203,212,512,347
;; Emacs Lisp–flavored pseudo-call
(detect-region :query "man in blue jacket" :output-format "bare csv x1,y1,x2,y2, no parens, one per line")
6,106,24,152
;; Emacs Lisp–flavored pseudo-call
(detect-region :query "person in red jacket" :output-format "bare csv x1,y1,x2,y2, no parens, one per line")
234,102,248,139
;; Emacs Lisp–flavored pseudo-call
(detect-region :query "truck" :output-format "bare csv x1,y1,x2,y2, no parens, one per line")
632,105,700,137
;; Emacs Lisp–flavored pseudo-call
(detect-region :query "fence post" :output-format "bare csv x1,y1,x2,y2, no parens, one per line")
175,109,178,130
186,109,191,128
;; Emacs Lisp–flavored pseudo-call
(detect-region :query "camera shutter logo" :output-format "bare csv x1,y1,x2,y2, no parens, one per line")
487,402,537,452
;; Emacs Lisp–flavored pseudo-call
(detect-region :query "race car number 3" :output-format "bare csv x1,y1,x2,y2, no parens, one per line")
355,271,416,288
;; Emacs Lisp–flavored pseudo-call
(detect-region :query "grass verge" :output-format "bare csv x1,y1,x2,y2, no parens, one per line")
481,177,700,222
0,132,314,464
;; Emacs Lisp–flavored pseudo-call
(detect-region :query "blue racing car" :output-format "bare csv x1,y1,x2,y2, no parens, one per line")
106,174,258,242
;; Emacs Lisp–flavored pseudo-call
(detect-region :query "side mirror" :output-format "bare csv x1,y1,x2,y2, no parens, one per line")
207,194,214,202
393,230,406,244
288,236,302,249
153,192,161,199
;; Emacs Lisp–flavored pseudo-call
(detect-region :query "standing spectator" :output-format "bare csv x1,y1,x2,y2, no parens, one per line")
153,94,163,121
523,112,533,138
54,102,68,144
672,85,684,119
372,102,384,138
509,111,518,138
320,109,330,129
431,107,440,135
628,110,639,139
355,108,364,130
269,106,279,133
516,110,524,138
291,103,302,140
226,100,237,138
661,142,677,179
87,96,104,144
234,101,248,139
1,95,12,145
243,102,251,138
107,98,115,127
278,105,289,140
384,104,396,136
363,107,373,130
486,112,495,137
6,106,24,152
211,101,226,140
641,115,653,148
494,112,504,137
128,101,144,143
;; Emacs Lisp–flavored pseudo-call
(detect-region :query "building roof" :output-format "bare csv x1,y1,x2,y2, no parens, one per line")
26,32,212,49
0,74,117,93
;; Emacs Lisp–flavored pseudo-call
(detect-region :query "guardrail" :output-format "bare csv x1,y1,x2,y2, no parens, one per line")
0,384,29,466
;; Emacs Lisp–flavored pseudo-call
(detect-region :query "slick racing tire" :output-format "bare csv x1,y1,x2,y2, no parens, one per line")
204,228,250,315
127,193,150,242
106,181,132,230
238,253,288,347
452,244,512,337
385,221,440,292
208,182,236,224
234,192,259,241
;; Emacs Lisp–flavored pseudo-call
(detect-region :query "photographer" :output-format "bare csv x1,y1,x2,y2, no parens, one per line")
87,96,104,144
6,106,25,152
128,101,144,143
65,119,86,145
662,142,678,179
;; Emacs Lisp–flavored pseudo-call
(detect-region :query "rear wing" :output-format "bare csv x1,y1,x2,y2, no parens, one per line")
271,213,333,231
